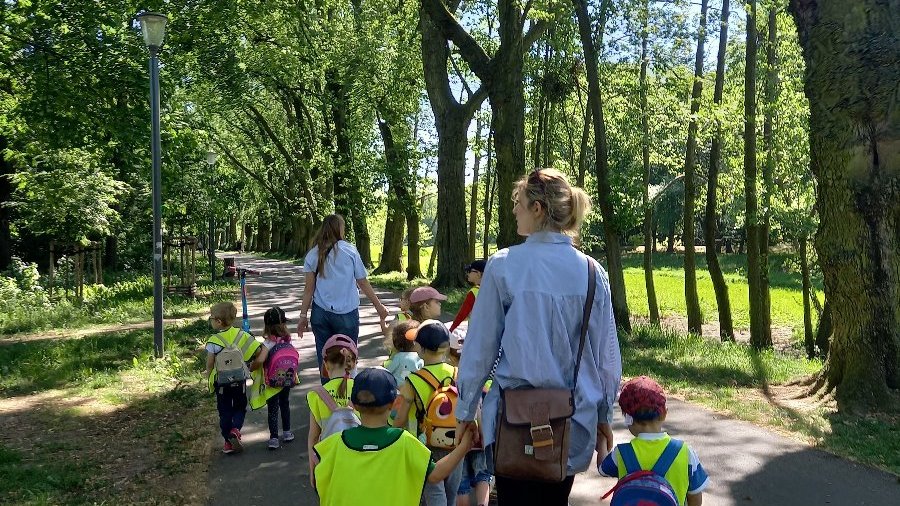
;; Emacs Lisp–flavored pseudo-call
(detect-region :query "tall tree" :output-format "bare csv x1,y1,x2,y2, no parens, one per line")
639,0,660,326
705,0,735,341
744,0,773,348
682,0,709,335
420,0,548,250
759,4,778,339
573,0,631,331
789,0,899,407
419,1,487,287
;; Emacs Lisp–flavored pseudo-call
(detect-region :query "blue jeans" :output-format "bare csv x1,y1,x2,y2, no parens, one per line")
422,447,463,506
215,383,247,441
457,447,494,495
310,303,359,384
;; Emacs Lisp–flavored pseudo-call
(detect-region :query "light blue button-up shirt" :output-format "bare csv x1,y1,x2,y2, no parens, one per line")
456,231,622,474
303,240,368,314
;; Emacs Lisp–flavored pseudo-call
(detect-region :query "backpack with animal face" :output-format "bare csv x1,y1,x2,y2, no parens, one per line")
314,386,361,440
413,367,459,450
601,439,684,506
265,338,300,388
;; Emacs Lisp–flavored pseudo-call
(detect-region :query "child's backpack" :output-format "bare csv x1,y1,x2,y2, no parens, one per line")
314,386,361,440
265,337,300,388
412,367,459,450
601,439,684,506
214,330,251,386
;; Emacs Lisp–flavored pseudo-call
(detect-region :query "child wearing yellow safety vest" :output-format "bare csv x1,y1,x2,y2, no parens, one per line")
314,367,476,506
306,334,358,486
599,376,709,506
204,302,263,455
449,259,485,333
393,319,462,506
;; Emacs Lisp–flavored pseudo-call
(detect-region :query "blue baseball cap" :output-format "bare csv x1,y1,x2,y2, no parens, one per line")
413,319,451,351
351,367,398,407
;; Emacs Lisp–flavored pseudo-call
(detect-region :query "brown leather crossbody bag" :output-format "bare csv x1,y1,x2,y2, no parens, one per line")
493,260,596,482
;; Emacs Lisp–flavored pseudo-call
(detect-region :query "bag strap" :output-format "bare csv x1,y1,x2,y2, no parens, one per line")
314,386,340,411
572,258,597,390
617,443,642,475
652,439,684,476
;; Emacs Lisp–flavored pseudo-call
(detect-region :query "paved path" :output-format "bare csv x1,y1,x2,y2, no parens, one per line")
207,254,899,506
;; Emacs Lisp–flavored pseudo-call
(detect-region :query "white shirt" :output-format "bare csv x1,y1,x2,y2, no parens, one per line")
457,231,622,475
303,240,368,314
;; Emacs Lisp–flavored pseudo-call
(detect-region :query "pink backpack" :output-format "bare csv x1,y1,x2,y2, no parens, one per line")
265,337,299,388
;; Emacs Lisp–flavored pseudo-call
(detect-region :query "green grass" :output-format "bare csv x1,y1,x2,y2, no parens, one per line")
619,252,823,330
624,325,900,475
0,274,235,336
0,320,215,505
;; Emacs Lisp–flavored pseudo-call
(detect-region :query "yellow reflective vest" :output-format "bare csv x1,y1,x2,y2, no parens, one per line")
314,430,431,506
616,435,691,506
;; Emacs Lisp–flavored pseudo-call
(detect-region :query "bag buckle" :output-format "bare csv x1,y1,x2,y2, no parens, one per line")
530,424,554,448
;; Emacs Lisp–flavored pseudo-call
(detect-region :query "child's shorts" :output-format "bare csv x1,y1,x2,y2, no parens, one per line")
457,447,494,496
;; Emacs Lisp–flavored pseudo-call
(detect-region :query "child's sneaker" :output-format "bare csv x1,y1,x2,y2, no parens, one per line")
228,428,243,452
222,441,235,454
267,437,281,450
282,431,295,442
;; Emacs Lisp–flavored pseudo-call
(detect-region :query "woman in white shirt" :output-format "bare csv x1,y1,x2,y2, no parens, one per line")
297,214,388,383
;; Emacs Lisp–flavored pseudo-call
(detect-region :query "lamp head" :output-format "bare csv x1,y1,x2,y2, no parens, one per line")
136,12,168,49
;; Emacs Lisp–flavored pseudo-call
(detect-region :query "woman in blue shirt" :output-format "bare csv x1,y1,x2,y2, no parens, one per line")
297,214,389,383
454,169,622,505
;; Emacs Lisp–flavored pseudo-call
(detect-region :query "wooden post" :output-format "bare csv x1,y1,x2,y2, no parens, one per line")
49,241,55,298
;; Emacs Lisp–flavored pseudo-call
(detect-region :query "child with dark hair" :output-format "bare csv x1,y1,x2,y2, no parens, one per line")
599,376,709,506
449,259,485,333
313,367,476,506
259,306,296,450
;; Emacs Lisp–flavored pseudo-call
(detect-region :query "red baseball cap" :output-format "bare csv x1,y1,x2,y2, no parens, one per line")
618,376,667,421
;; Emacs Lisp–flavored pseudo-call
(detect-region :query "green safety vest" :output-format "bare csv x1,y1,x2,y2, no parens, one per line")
407,363,457,431
207,328,274,409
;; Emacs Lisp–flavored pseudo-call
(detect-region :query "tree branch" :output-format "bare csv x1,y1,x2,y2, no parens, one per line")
421,0,492,80
524,19,550,48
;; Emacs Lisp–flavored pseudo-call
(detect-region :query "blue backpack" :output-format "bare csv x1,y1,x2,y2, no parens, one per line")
601,439,684,506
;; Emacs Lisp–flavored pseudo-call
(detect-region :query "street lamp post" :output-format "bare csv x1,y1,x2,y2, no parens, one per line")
136,12,168,358
206,151,218,282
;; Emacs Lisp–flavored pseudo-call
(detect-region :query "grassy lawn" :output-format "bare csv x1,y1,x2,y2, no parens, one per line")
0,319,216,505
624,325,898,475
0,274,234,336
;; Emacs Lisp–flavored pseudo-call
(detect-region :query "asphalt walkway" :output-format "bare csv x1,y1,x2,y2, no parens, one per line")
207,254,899,506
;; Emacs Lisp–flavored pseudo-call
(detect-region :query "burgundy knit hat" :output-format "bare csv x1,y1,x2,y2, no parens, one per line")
618,376,667,421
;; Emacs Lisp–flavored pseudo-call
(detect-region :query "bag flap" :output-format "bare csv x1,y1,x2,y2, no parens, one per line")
501,388,574,425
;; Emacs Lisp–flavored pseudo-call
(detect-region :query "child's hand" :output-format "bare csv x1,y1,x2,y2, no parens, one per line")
457,421,478,450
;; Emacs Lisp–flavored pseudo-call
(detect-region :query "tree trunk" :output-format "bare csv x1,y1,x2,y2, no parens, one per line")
682,0,709,335
257,211,271,252
374,116,408,274
104,235,118,273
800,236,815,359
745,0,772,349
790,0,900,408
667,225,676,254
760,5,777,343
482,128,494,260
0,135,12,271
706,0,735,341
816,300,832,360
574,0,631,332
349,208,372,268
419,3,485,287
639,1,660,326
468,115,483,260
406,206,423,279
271,220,282,253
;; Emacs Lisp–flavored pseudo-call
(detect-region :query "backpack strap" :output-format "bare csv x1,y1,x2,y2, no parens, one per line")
314,386,340,412
652,439,684,476
411,368,443,423
617,443,642,475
